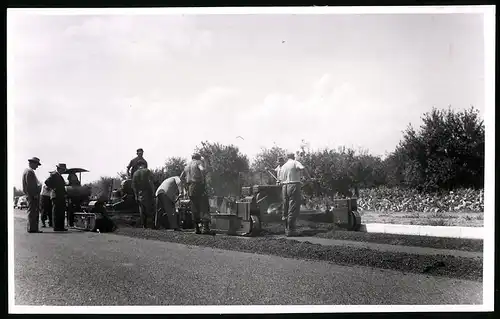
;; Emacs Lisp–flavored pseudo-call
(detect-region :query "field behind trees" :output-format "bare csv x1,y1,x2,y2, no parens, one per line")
31,106,483,227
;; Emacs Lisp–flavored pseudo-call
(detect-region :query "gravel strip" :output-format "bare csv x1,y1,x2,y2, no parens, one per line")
111,216,483,252
112,224,483,282
260,222,483,252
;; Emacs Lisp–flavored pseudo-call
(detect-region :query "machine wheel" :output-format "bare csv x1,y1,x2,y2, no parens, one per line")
349,210,361,231
249,215,261,236
88,215,97,232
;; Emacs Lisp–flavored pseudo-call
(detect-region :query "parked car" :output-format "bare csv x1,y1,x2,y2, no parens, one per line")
16,196,28,209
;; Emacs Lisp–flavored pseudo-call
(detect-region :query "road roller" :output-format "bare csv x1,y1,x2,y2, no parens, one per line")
62,168,116,233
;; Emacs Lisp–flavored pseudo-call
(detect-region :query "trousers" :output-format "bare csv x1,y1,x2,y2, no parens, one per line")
155,193,178,229
27,195,40,232
282,183,302,230
52,197,66,230
40,195,53,226
188,183,210,222
137,191,154,228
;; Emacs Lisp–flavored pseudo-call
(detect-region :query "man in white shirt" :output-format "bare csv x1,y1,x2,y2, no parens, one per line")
278,153,311,237
40,183,53,228
155,176,183,230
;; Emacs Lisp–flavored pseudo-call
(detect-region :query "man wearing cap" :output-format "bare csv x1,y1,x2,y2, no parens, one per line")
131,162,155,228
155,176,183,230
22,157,43,233
180,154,214,235
278,153,311,237
45,163,68,231
127,148,148,179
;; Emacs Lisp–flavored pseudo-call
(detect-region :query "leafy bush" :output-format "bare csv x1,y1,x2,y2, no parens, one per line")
195,141,250,197
393,107,484,191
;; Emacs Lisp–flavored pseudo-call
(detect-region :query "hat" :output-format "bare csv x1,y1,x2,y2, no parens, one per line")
56,163,67,170
28,157,41,166
192,153,201,160
137,148,144,153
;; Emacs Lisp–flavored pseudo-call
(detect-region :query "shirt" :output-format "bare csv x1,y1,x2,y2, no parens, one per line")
22,168,41,197
184,160,205,183
41,184,52,197
127,156,148,177
155,176,182,201
275,165,282,182
278,159,305,184
44,171,67,199
131,167,155,194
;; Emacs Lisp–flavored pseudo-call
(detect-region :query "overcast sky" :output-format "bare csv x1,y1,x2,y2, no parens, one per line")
8,10,487,187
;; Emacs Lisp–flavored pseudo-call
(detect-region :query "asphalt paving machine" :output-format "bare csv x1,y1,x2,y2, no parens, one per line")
63,168,116,233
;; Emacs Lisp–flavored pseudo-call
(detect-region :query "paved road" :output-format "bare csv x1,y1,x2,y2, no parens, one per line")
13,214,482,306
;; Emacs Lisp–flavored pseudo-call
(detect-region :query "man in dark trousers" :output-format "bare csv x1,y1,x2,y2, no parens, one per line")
180,153,214,235
278,153,311,237
22,157,43,233
45,163,68,231
131,163,155,228
127,148,148,179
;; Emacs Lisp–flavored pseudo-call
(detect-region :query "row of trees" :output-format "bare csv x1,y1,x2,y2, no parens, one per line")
25,106,483,201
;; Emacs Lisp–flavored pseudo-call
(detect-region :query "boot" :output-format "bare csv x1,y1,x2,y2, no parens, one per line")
201,220,216,235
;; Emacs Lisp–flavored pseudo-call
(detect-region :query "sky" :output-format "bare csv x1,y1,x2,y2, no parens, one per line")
8,9,487,187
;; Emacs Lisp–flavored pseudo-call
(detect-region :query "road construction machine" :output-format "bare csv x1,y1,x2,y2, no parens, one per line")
62,168,116,233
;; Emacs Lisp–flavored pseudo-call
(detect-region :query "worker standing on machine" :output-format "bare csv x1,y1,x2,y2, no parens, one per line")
279,153,311,237
127,148,148,179
180,153,215,235
131,162,155,229
154,176,183,230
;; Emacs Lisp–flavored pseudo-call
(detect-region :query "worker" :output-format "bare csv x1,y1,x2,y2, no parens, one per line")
278,153,311,237
155,176,183,230
22,157,43,233
275,157,285,184
180,153,214,235
65,172,82,228
44,163,68,231
40,183,53,228
67,172,81,186
131,162,155,228
127,148,148,179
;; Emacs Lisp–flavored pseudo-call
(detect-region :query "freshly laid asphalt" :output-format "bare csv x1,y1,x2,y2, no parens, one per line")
12,212,482,306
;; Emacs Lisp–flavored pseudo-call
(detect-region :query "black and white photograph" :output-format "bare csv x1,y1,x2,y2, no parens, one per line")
7,6,495,314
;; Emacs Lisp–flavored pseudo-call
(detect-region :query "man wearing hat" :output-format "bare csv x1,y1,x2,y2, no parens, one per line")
180,153,214,235
131,162,155,228
22,157,43,233
44,163,68,231
127,148,148,179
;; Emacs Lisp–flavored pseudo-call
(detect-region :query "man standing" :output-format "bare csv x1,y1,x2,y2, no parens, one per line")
40,183,53,228
45,163,68,231
127,148,148,179
22,157,43,233
180,153,214,235
155,176,183,230
279,153,311,237
131,163,155,228
275,157,285,184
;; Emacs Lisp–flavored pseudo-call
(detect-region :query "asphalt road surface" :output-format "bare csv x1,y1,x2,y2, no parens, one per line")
13,214,482,306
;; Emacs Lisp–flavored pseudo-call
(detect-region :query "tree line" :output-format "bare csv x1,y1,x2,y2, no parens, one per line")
14,106,485,201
